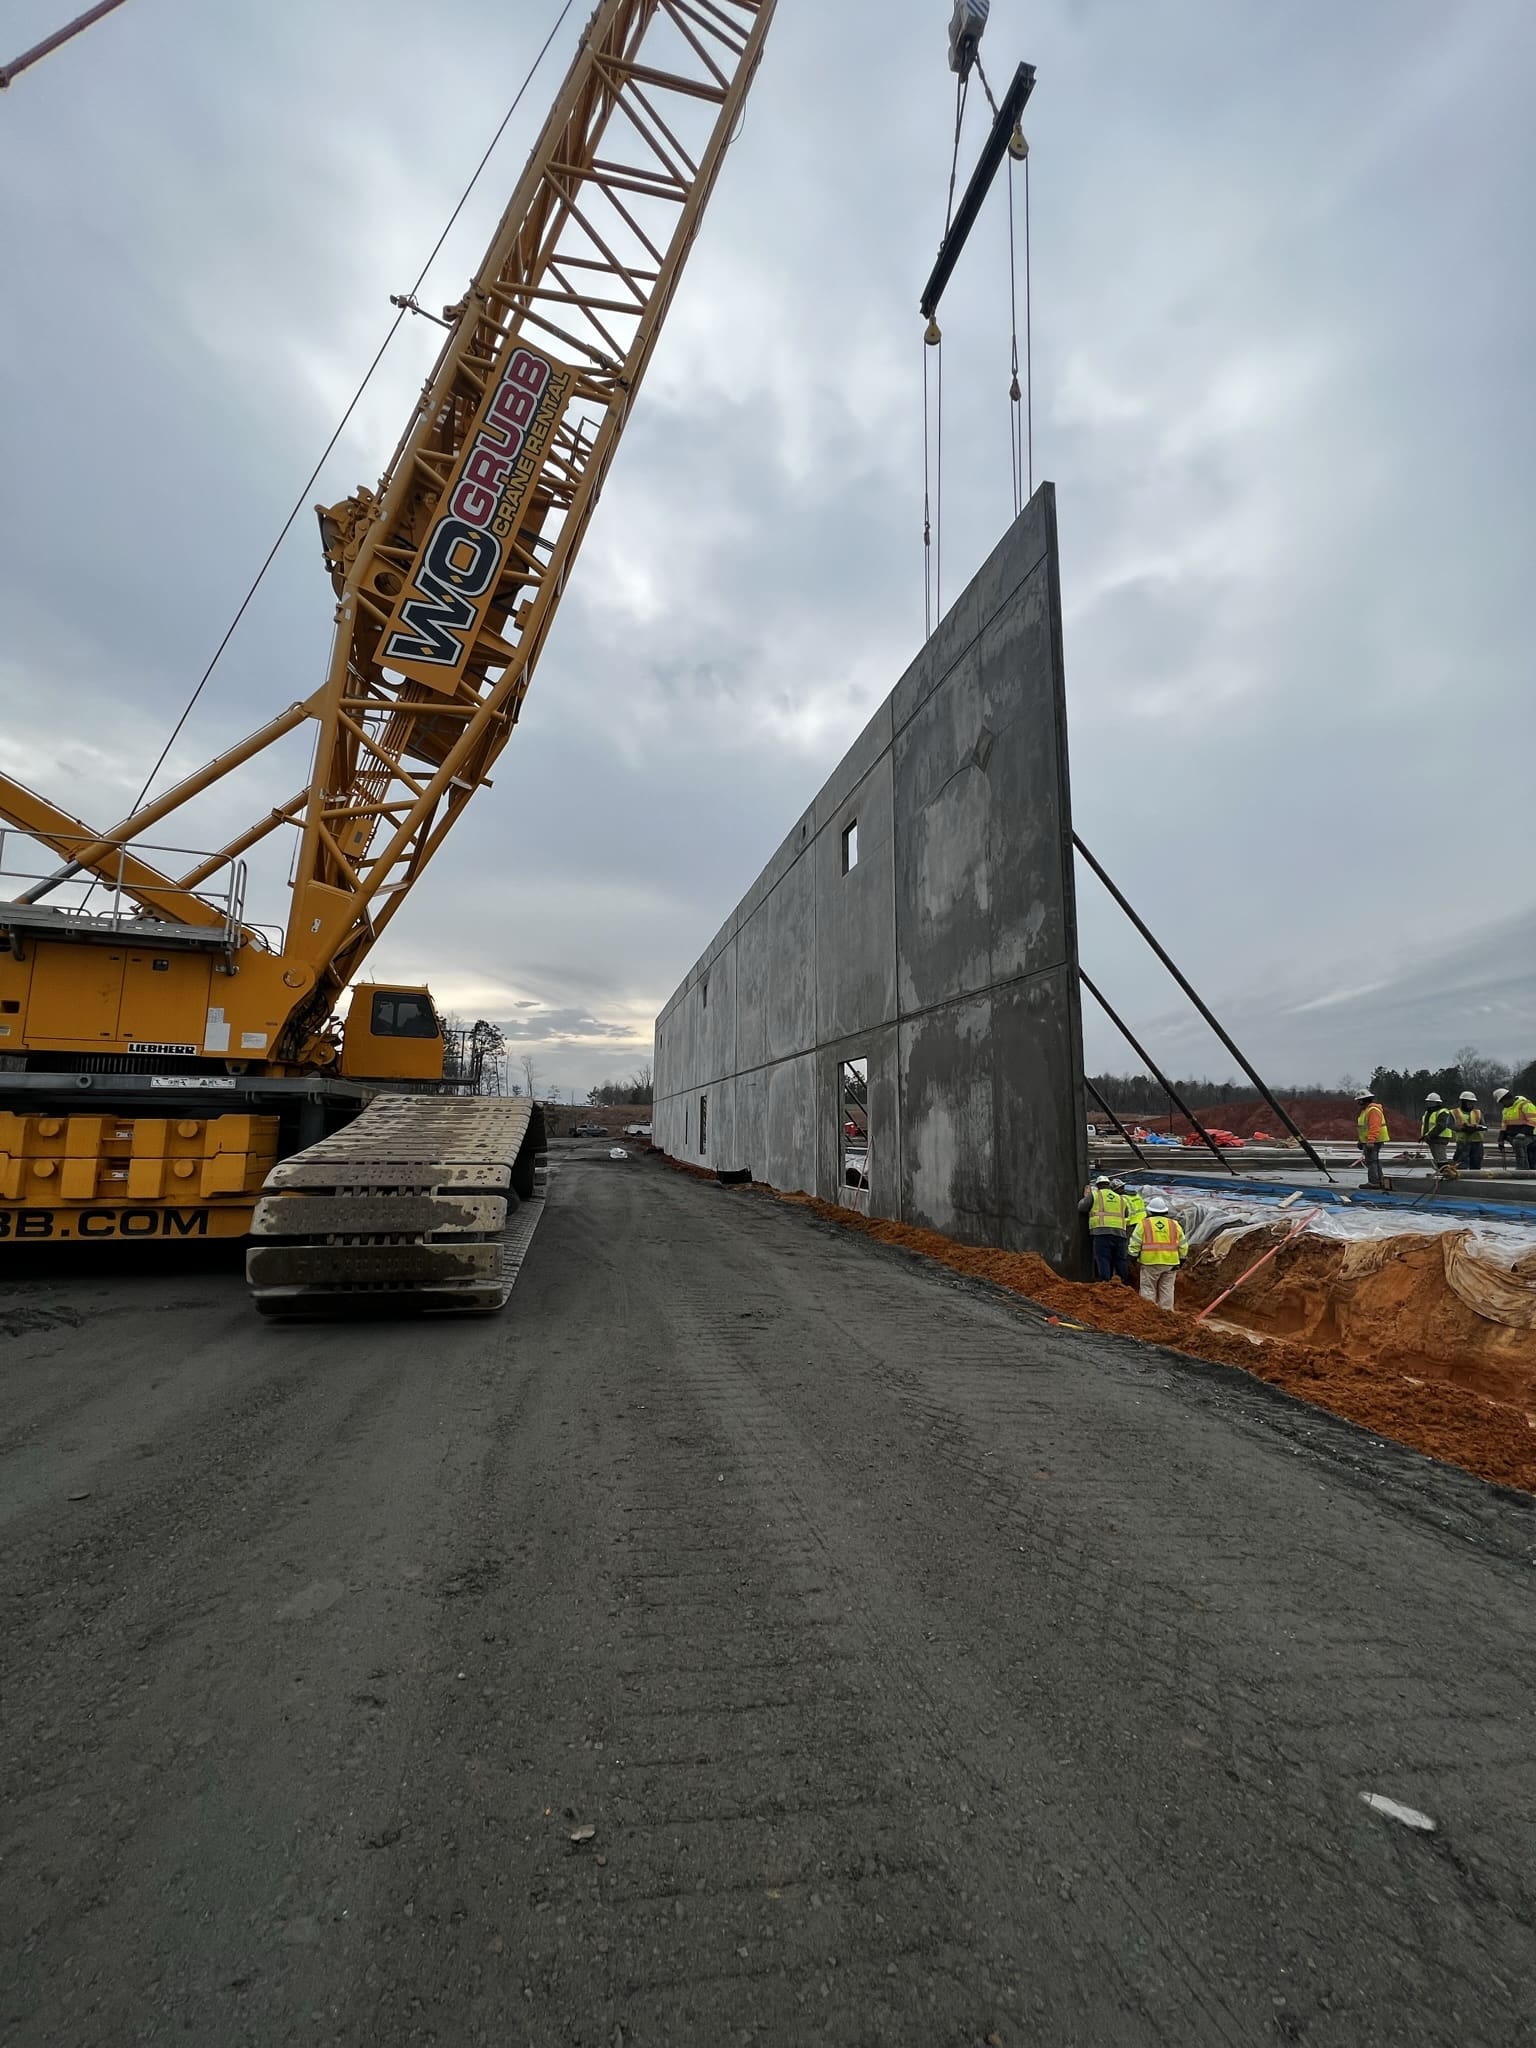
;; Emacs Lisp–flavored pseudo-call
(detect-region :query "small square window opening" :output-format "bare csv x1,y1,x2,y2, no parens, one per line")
841,819,859,874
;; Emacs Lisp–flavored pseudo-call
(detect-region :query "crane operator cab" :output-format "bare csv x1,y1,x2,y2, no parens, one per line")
339,984,444,1084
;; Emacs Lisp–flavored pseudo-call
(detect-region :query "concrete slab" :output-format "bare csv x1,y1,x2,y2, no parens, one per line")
655,484,1088,1271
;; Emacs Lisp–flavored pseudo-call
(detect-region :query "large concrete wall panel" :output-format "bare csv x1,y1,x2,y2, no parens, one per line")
815,751,896,1046
899,998,996,1241
655,484,1088,1270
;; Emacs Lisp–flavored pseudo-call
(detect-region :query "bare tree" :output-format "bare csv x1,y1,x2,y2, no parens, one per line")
521,1053,540,1101
631,1059,653,1098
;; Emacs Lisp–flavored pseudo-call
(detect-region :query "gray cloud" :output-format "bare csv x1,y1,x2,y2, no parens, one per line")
3,0,1533,1097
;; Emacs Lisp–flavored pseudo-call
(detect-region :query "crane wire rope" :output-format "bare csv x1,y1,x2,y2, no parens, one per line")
125,0,578,822
924,69,971,636
1006,140,1033,514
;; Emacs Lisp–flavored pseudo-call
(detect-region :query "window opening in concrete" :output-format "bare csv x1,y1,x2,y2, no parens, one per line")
699,1093,708,1156
840,1057,869,1197
702,975,709,1009
842,819,859,873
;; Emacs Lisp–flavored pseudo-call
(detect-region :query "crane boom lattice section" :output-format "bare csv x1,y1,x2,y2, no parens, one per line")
296,0,775,1013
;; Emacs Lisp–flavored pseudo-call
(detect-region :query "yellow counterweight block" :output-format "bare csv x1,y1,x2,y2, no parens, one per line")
0,1112,280,1241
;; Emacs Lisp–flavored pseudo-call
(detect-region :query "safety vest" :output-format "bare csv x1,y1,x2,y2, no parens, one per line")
1133,1214,1184,1267
1357,1104,1389,1145
1123,1192,1147,1233
1088,1186,1126,1233
1501,1096,1536,1129
1453,1107,1484,1138
1420,1106,1455,1143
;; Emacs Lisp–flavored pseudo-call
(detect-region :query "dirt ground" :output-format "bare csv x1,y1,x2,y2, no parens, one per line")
5,1145,1536,2045
729,1179,1536,1496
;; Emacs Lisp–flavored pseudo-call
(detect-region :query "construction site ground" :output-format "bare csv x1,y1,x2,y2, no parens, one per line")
4,1143,1536,2046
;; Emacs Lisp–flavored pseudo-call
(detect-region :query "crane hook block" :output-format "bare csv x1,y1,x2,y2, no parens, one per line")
948,0,990,79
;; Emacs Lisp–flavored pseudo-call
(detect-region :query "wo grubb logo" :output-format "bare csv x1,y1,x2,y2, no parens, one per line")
381,344,573,692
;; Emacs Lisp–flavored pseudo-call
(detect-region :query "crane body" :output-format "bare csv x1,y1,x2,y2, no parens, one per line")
0,0,777,1301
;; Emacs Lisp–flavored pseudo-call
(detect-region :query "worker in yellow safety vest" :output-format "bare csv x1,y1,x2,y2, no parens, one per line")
1119,1180,1148,1244
1420,1093,1457,1170
1354,1089,1389,1189
1494,1088,1536,1174
1127,1196,1187,1309
1453,1091,1485,1172
1077,1174,1128,1282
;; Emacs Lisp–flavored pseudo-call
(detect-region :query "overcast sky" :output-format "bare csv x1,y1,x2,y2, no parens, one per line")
2,0,1532,1099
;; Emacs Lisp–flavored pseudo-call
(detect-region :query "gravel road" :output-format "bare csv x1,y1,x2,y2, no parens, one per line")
3,1146,1535,2046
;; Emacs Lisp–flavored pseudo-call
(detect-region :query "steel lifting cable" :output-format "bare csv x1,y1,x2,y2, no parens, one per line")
922,336,933,640
1024,146,1034,498
921,332,946,637
924,69,971,638
1006,155,1022,517
935,334,944,619
127,0,578,818
1005,133,1033,514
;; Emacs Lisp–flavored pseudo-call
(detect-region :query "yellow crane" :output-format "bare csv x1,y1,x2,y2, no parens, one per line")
0,0,777,1311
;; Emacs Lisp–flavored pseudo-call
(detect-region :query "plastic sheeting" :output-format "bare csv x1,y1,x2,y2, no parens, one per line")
1134,1180,1536,1277
1142,1182,1536,1331
1440,1233,1536,1329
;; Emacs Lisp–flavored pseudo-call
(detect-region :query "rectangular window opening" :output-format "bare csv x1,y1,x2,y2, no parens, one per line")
702,975,709,1010
699,1092,709,1157
841,819,859,874
840,1057,869,1206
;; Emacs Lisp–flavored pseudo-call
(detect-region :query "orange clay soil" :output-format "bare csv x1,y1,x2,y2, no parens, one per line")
655,1155,1536,1495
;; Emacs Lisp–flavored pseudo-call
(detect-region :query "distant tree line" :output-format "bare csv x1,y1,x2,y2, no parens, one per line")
1367,1046,1536,1119
440,1015,507,1095
1086,1073,1345,1115
588,1062,653,1107
1088,1043,1536,1123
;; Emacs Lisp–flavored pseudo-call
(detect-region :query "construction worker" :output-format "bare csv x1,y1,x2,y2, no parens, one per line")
1127,1195,1187,1309
1420,1092,1457,1169
1077,1174,1128,1282
1355,1089,1389,1189
1453,1090,1485,1172
1119,1179,1148,1241
1494,1087,1536,1174
1113,1179,1144,1288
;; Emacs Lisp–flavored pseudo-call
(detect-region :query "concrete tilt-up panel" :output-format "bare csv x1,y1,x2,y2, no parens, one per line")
654,484,1089,1270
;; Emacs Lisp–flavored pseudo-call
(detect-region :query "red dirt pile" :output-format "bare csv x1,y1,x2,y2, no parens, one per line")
1121,1094,1364,1141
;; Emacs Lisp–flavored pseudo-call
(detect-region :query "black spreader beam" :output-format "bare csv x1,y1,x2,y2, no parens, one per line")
920,61,1036,322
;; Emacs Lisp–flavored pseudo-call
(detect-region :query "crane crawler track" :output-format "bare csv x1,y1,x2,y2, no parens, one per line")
246,1095,547,1318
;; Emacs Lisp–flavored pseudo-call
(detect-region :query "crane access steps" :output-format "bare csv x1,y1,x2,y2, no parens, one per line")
245,1094,547,1317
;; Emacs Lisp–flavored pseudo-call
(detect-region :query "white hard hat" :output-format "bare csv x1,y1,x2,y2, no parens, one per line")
1354,1090,1373,1103
1094,1173,1112,1185
1495,1088,1510,1102
1425,1092,1442,1104
1460,1090,1477,1102
1146,1196,1170,1214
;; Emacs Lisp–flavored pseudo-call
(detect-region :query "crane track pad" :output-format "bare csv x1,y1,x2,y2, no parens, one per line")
246,1095,547,1319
